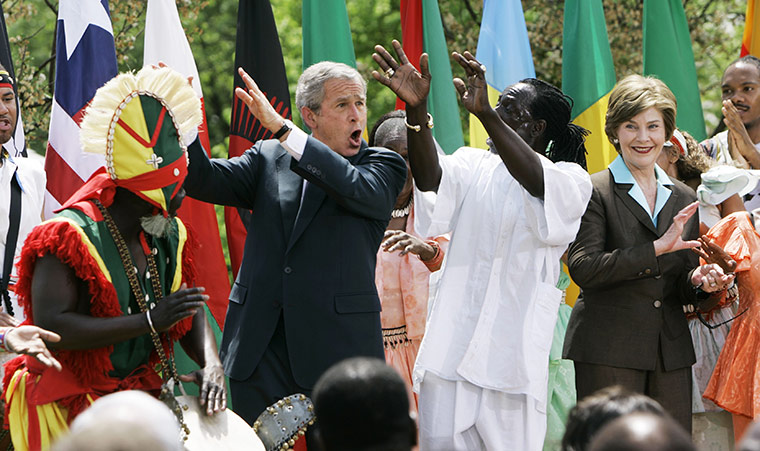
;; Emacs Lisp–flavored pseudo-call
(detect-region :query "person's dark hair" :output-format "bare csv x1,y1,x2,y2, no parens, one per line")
728,55,760,75
672,130,713,182
312,357,416,451
368,110,406,148
561,386,667,451
519,78,588,170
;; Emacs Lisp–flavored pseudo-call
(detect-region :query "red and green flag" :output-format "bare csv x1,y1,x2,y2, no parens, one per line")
398,0,463,153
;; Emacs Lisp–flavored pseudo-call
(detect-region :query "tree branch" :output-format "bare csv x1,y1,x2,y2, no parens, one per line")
462,0,479,24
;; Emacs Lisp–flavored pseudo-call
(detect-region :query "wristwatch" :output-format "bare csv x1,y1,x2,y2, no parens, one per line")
272,121,291,140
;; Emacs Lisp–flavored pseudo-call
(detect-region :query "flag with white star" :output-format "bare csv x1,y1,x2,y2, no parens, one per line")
43,0,117,218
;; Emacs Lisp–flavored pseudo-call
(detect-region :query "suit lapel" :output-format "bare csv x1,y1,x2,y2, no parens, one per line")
656,187,678,236
613,182,659,236
286,179,326,253
277,152,303,242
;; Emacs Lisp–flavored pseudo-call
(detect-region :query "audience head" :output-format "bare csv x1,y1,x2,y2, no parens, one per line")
296,62,367,157
312,357,416,451
52,390,182,451
588,412,695,451
605,74,677,152
738,419,760,451
561,385,667,451
656,128,712,183
369,110,412,206
0,62,17,146
496,78,588,169
722,55,760,130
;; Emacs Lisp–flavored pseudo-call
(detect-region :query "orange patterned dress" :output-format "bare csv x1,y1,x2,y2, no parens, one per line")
703,212,760,418
375,212,446,415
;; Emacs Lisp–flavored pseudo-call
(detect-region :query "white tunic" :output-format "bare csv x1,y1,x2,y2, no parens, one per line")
413,147,592,407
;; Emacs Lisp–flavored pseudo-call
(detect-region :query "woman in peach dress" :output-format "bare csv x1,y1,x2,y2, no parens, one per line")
703,211,760,442
369,111,446,414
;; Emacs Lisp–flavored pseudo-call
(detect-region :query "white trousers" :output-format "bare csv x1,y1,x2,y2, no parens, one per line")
418,373,547,451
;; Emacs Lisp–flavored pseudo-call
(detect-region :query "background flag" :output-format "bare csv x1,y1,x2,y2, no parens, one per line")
143,0,230,330
397,0,463,153
562,0,617,306
44,0,117,218
226,0,292,278
643,0,706,141
562,0,617,176
0,1,25,158
742,0,760,57
302,0,356,69
470,0,535,150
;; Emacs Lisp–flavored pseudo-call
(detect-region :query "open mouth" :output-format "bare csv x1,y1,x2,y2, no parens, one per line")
349,129,362,147
0,118,11,131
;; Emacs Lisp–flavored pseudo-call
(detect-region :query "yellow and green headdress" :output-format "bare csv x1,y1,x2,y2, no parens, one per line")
61,66,201,215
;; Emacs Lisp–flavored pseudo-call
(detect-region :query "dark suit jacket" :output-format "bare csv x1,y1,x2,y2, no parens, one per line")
562,169,701,371
185,136,407,388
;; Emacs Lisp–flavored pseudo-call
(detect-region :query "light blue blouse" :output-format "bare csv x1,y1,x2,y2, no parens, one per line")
608,155,673,227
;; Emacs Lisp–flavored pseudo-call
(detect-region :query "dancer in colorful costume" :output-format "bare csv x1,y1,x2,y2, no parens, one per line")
2,66,225,450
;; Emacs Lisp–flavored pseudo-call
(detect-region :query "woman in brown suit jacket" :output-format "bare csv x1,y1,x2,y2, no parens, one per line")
563,75,734,431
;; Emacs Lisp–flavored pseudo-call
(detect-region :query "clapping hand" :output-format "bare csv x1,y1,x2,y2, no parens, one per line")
723,99,757,168
653,201,701,256
693,236,737,275
372,40,431,108
691,263,734,293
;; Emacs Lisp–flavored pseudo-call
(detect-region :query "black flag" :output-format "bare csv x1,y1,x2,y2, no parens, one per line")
225,0,291,277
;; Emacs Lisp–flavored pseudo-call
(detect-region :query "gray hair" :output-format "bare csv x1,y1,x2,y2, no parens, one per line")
295,61,366,113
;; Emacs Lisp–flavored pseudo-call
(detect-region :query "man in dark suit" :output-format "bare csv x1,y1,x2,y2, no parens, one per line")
185,62,407,423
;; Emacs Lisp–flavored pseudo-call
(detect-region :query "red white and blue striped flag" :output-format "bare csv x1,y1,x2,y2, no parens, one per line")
44,0,117,218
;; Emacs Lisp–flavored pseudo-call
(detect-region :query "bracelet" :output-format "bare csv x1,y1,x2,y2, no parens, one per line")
405,113,434,133
421,239,445,272
146,310,158,335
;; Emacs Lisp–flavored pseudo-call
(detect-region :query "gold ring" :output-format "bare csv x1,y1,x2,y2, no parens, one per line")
385,68,395,78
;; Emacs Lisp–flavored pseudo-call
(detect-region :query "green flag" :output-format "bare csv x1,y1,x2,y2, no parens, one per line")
302,0,356,69
643,0,706,141
562,0,617,175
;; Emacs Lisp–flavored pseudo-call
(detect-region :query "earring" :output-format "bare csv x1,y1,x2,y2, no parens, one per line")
612,138,619,144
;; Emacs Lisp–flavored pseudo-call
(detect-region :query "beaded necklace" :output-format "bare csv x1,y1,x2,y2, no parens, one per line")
94,199,190,439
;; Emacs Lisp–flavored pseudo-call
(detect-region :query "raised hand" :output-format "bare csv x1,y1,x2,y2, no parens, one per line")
234,67,285,132
150,283,207,332
382,230,436,260
693,236,737,275
179,363,226,415
451,51,491,117
653,201,701,256
372,40,431,108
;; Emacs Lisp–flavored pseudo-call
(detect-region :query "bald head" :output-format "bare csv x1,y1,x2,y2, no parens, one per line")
588,412,694,451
